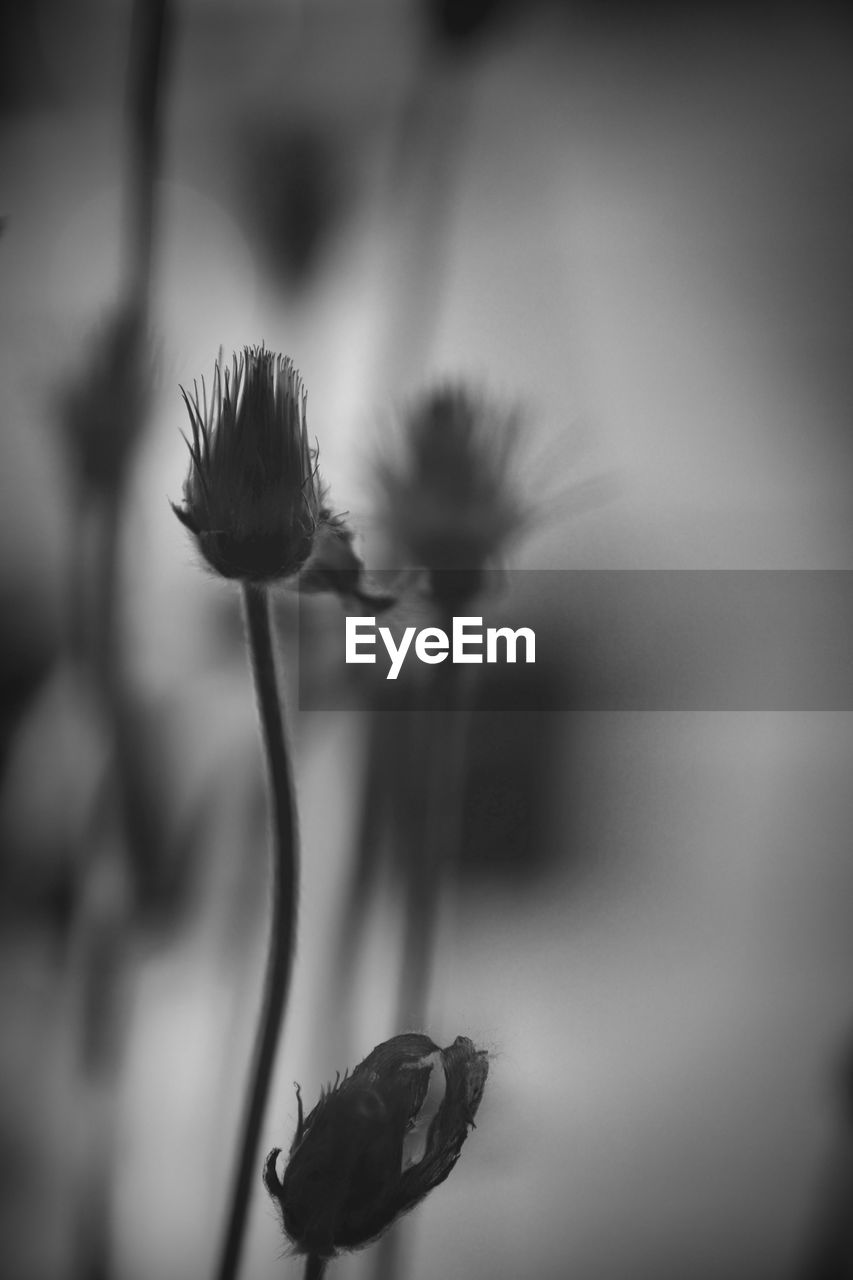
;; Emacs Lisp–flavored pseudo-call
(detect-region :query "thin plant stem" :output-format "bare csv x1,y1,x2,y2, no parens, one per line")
395,623,470,1029
124,0,171,317
394,704,452,1024
216,583,299,1280
328,708,398,1067
304,1254,329,1280
373,632,471,1280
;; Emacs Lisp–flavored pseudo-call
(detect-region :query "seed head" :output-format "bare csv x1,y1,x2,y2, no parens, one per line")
263,1033,489,1258
173,346,340,582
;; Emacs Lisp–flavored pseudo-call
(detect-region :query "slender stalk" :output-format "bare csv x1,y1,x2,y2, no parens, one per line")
329,709,389,1061
124,0,171,316
394,704,453,1025
216,583,299,1280
395,620,470,1028
373,633,471,1280
304,1254,329,1280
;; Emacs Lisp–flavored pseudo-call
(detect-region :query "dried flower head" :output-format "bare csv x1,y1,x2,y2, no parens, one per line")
173,346,342,582
263,1033,489,1258
378,385,525,603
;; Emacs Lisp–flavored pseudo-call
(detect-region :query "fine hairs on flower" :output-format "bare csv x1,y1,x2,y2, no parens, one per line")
172,346,332,581
173,345,392,607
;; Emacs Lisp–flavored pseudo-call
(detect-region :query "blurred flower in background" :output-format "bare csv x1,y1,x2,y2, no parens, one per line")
239,119,352,296
376,384,525,604
61,302,153,501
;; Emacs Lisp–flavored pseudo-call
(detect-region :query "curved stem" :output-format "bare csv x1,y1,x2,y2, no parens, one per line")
216,583,299,1280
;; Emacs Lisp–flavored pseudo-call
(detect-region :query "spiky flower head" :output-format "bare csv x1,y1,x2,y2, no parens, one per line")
263,1033,489,1259
377,385,525,604
173,346,341,582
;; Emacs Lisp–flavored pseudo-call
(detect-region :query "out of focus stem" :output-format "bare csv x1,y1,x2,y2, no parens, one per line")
395,603,470,1027
216,584,299,1280
305,1254,329,1280
374,605,470,1280
70,2,171,1275
124,0,171,315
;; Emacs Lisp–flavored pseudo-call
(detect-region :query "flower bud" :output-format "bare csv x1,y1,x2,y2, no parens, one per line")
263,1033,489,1258
173,346,334,582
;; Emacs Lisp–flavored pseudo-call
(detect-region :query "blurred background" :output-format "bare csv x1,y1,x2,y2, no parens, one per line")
2,2,853,1278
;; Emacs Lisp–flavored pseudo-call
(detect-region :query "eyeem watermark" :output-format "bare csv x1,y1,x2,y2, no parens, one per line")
346,616,536,680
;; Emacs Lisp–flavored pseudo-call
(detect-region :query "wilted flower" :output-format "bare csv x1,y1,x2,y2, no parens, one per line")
378,385,525,603
173,345,346,583
263,1032,489,1258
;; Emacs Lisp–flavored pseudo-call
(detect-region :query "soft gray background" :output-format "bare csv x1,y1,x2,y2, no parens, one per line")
2,3,853,1278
